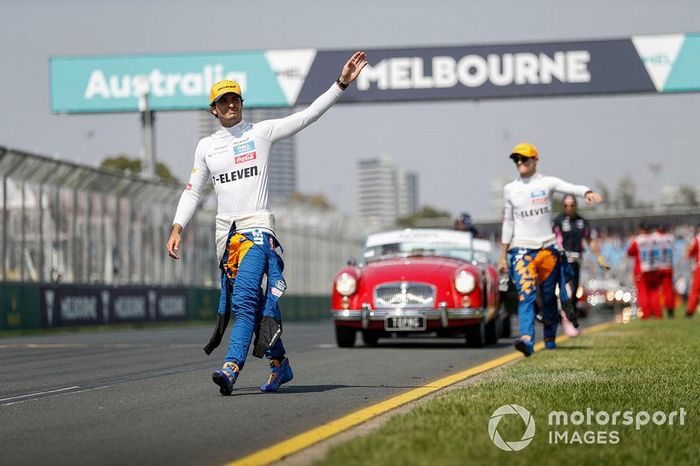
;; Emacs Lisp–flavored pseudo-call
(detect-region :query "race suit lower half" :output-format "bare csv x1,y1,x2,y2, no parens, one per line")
687,268,700,316
633,272,646,315
657,269,675,312
638,271,661,319
218,228,286,368
568,260,581,309
508,245,561,343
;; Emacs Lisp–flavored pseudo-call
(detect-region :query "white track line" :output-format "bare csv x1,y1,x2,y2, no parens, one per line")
0,386,81,404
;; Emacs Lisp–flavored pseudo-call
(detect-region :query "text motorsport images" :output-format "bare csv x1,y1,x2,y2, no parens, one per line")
488,404,687,451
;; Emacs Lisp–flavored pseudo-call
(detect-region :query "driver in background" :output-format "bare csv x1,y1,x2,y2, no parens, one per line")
455,212,480,237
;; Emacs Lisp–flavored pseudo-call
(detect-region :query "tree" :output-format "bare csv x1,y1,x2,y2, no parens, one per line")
154,162,179,183
288,191,333,210
100,155,141,175
99,155,179,183
397,205,452,227
595,181,611,206
678,185,698,207
615,176,637,210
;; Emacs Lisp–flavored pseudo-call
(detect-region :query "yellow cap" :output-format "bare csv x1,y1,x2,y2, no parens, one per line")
510,142,539,159
209,80,242,105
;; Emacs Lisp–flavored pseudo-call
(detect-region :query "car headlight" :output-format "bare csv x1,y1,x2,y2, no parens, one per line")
454,270,476,294
335,273,357,296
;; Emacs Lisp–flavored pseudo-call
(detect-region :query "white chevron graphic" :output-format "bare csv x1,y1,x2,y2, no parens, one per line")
264,49,317,105
632,34,685,91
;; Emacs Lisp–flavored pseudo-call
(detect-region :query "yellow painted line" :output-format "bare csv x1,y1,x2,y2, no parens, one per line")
226,321,616,466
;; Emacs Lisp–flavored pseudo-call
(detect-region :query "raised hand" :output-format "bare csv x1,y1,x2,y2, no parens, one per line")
339,51,368,86
584,191,603,204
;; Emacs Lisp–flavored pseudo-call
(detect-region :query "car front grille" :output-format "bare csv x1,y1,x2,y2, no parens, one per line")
374,282,435,308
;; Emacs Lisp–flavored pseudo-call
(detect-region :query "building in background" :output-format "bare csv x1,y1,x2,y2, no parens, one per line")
197,108,297,200
358,156,419,228
398,169,419,218
490,177,508,217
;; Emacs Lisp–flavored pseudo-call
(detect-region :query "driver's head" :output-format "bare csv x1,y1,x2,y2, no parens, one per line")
563,195,577,214
209,80,244,126
509,142,538,177
455,212,473,231
455,212,478,236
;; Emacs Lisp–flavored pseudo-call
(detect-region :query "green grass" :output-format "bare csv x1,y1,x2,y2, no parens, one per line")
315,318,700,466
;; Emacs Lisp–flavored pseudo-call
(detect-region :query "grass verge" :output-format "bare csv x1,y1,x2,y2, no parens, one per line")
315,317,699,466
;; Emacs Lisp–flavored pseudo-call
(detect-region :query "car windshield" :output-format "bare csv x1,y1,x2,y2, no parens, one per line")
364,241,487,263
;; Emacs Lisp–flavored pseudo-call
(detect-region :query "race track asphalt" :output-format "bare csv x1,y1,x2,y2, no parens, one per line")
0,312,614,466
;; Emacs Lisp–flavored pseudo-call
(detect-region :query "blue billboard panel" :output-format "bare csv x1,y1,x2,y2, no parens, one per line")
50,34,700,113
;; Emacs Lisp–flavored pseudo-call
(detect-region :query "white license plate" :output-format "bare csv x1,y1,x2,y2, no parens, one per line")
385,316,426,331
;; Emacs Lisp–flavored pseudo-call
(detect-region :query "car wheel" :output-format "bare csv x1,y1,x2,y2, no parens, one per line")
465,321,485,348
335,326,356,348
485,316,501,345
361,331,379,346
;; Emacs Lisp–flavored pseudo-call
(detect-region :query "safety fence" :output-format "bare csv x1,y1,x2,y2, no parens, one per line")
0,145,369,330
0,282,331,331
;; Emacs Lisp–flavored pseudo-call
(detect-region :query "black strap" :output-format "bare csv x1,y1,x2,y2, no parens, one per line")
203,309,230,355
203,222,237,355
252,317,283,358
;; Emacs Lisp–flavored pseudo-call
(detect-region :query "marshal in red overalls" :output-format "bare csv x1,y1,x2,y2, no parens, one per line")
653,228,675,317
686,233,700,318
627,230,661,319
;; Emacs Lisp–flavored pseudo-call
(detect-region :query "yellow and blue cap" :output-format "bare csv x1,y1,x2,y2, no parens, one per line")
510,142,539,159
209,80,242,105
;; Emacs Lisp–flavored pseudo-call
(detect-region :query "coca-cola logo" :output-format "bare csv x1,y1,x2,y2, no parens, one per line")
235,152,256,164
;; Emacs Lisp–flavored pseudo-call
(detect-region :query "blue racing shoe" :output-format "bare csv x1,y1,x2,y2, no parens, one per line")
544,338,557,350
212,362,240,396
514,337,534,357
260,357,293,392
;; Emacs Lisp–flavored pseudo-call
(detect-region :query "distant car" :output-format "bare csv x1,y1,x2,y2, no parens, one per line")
585,278,636,310
331,228,509,348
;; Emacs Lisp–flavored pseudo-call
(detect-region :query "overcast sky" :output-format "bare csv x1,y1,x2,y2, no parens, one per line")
1,0,699,220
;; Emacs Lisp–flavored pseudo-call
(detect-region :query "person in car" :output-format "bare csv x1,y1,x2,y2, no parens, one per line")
455,212,479,237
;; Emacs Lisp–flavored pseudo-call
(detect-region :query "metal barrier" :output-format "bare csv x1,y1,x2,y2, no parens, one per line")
0,146,367,297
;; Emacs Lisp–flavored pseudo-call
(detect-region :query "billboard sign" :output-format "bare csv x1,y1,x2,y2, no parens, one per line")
49,34,700,113
41,286,188,327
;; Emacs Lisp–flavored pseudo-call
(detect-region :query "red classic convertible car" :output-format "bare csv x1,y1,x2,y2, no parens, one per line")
331,228,510,347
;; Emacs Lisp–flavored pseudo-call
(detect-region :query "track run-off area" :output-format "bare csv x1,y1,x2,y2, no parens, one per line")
1,315,613,466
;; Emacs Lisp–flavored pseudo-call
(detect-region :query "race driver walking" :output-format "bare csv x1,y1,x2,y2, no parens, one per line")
498,143,603,356
166,51,367,395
